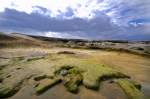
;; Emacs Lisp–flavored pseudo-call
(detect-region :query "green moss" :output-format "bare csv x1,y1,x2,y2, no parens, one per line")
55,66,83,93
54,65,73,75
116,79,147,99
34,75,47,81
63,74,82,93
26,56,44,62
82,64,129,89
63,68,83,93
12,57,24,62
82,72,99,90
35,78,61,94
9,56,25,66
0,84,17,98
68,68,81,74
49,55,130,91
129,80,142,90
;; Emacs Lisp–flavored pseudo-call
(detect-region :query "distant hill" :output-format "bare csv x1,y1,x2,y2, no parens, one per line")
0,32,150,57
0,32,50,48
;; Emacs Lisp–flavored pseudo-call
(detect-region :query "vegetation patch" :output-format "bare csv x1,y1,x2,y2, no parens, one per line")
0,49,148,98
54,64,129,92
34,74,48,81
62,68,83,93
57,51,76,55
116,79,147,99
55,66,83,93
9,57,25,65
12,57,25,62
35,78,61,94
0,84,20,98
26,56,45,62
82,64,129,90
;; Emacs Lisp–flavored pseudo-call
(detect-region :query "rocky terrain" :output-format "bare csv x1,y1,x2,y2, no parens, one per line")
0,32,150,99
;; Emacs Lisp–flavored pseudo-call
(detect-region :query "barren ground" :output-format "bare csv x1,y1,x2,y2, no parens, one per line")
0,47,149,99
0,33,150,99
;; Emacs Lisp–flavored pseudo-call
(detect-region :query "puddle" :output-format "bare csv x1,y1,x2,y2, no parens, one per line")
142,82,150,97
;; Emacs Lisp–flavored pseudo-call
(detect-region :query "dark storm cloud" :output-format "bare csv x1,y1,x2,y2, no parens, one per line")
0,7,149,40
0,8,115,33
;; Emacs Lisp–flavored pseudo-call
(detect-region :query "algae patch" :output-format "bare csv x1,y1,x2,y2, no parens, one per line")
116,79,147,99
0,84,21,98
0,85,14,98
35,78,61,94
82,64,129,90
56,66,83,93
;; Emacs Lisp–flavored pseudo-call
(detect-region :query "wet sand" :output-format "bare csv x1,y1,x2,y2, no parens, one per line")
0,47,149,99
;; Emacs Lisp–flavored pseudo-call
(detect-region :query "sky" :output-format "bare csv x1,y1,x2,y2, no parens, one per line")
0,0,150,40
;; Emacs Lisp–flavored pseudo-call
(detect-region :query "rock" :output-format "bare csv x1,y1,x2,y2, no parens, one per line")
35,78,61,94
55,66,83,93
116,79,147,99
63,74,82,93
63,68,83,93
34,75,47,81
60,69,68,76
0,84,17,98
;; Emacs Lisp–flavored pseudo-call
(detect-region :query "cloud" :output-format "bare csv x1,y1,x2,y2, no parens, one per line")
0,0,99,19
0,8,115,32
99,0,150,27
0,0,149,25
0,0,149,40
0,8,117,38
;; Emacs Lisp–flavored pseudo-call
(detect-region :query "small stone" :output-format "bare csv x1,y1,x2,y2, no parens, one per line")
60,69,68,76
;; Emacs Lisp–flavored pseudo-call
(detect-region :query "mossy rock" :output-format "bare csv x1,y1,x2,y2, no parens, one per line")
56,67,83,93
83,77,99,90
0,84,17,98
63,73,82,93
100,72,130,80
82,67,129,90
34,74,47,81
35,78,61,94
130,80,141,90
54,65,73,75
68,68,81,75
116,79,147,99
12,57,25,62
26,56,44,62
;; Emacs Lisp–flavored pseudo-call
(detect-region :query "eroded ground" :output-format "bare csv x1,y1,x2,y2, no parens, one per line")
0,47,150,99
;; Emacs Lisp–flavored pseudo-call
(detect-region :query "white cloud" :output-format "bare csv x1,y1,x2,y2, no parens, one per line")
0,0,149,31
0,0,111,19
99,0,150,26
45,31,85,39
